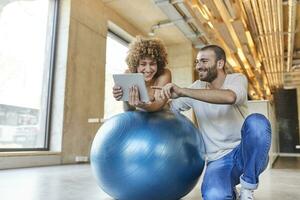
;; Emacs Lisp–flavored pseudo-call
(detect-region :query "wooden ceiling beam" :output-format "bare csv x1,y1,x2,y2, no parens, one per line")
259,0,279,86
287,0,297,72
212,0,264,97
254,0,277,87
244,0,274,89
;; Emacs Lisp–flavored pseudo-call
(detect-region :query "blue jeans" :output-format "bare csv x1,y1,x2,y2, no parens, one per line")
201,113,272,200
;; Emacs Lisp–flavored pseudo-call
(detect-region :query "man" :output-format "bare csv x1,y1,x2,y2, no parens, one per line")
153,45,271,200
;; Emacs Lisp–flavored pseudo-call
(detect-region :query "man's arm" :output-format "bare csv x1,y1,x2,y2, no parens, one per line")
153,74,247,105
153,83,236,105
179,87,236,104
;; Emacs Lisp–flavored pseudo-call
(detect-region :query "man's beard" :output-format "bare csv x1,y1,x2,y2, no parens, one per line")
199,63,218,82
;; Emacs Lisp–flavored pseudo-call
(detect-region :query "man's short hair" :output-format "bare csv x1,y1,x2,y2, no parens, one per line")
200,45,226,65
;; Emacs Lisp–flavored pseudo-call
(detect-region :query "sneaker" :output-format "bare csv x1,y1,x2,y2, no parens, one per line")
240,187,254,200
233,187,239,200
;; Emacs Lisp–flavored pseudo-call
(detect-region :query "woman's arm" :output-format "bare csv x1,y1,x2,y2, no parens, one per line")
123,101,136,111
137,69,172,112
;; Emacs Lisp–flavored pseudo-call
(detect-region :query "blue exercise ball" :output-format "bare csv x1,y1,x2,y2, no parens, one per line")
91,111,205,200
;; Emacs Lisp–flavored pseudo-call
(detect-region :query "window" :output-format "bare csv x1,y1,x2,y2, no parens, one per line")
104,32,129,119
0,0,57,150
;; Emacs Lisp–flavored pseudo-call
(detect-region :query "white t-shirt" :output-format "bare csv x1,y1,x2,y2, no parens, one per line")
171,73,248,161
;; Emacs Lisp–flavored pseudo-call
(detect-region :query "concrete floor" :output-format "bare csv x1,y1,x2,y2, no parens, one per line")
0,162,300,200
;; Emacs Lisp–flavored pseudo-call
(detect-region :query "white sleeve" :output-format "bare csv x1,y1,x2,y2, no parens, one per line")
170,97,192,113
224,74,248,105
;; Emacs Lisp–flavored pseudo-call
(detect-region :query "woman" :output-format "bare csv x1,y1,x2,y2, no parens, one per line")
112,36,171,112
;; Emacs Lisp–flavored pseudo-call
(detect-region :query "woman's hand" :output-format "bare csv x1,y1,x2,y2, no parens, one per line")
112,85,123,101
129,85,147,107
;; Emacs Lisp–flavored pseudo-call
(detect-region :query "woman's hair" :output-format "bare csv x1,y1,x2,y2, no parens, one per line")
126,36,168,78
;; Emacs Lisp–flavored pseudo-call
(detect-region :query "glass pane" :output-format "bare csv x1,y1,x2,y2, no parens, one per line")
0,0,55,149
104,33,129,119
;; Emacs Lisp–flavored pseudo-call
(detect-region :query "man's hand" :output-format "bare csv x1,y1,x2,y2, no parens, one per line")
152,83,182,99
112,85,123,100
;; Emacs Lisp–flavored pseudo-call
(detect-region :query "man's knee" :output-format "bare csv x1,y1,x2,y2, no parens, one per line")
243,113,271,140
244,113,270,129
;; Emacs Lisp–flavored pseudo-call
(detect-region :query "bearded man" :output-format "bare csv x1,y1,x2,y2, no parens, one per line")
153,45,271,200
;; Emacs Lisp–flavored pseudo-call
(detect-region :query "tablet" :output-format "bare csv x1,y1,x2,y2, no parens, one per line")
113,73,150,102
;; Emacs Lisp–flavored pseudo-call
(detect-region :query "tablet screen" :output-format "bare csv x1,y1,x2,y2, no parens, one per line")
113,73,150,102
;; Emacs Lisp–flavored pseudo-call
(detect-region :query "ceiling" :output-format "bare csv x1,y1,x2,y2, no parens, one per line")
103,0,189,44
103,0,300,100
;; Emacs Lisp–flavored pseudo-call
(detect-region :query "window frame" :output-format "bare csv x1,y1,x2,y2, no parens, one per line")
0,0,59,152
104,30,130,119
108,30,130,47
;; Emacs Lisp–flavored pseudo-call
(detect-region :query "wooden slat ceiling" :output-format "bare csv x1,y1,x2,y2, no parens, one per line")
104,0,300,100
171,0,300,99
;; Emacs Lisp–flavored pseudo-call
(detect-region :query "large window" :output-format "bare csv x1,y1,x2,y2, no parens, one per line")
104,32,129,119
0,0,57,150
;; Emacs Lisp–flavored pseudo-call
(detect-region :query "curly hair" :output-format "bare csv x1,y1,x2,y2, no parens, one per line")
126,36,168,78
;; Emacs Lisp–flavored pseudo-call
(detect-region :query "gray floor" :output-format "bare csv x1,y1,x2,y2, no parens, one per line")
0,162,300,200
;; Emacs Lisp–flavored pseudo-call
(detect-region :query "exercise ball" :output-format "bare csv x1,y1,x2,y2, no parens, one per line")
91,111,205,200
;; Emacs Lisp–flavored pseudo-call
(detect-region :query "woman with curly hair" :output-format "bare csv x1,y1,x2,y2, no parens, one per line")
112,36,171,112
